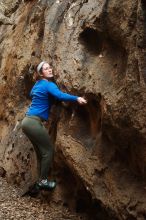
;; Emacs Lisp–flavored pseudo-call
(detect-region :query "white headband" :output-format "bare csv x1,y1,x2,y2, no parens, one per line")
37,61,47,74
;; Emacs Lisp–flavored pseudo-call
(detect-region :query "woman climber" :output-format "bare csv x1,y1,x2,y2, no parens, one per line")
21,61,87,194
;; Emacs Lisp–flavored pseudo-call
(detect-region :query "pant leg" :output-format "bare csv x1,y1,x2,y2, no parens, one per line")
24,134,41,178
21,117,54,179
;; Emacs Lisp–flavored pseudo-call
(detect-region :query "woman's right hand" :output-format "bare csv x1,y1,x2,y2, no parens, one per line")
77,97,87,105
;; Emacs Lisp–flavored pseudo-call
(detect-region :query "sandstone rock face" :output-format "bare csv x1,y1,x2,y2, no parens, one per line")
0,0,146,219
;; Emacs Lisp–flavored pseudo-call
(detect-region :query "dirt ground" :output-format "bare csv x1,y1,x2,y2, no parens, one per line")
0,177,86,220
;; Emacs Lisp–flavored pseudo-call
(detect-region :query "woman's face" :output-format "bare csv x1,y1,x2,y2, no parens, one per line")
41,63,53,79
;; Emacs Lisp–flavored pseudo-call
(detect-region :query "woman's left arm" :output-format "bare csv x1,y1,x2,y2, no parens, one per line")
47,82,87,104
47,82,78,102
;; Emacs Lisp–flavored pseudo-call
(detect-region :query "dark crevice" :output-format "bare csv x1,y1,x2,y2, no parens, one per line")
48,93,102,149
0,167,6,178
79,28,103,55
0,53,3,69
134,58,140,84
60,93,102,150
53,160,117,220
141,0,146,83
141,0,146,41
4,0,22,17
3,75,7,81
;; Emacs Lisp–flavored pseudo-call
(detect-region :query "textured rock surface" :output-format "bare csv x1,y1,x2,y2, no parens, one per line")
0,0,146,219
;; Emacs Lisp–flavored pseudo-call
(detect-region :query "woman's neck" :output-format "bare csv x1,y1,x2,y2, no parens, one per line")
41,78,48,81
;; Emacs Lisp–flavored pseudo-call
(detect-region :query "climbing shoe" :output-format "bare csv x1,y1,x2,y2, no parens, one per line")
27,183,40,197
36,179,56,191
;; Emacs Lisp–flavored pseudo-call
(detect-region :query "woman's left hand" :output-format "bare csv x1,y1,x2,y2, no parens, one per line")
77,97,87,105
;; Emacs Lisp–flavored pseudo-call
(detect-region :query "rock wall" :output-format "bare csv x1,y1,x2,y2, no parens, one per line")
0,0,146,219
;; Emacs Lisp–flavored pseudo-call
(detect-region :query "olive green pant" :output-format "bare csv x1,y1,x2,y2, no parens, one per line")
21,116,54,179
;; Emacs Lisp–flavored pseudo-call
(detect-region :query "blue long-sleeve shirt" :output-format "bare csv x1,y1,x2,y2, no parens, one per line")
26,79,78,121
